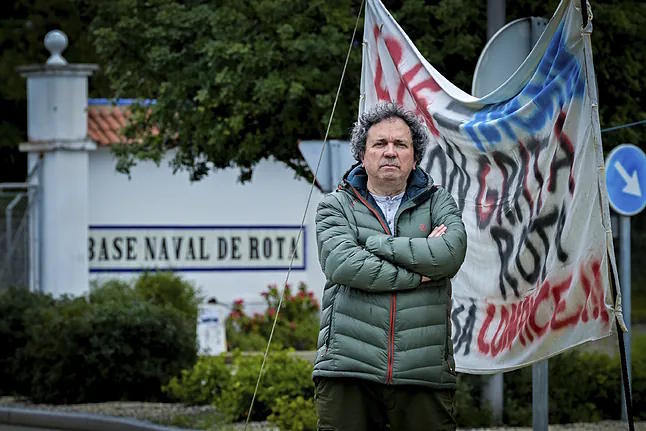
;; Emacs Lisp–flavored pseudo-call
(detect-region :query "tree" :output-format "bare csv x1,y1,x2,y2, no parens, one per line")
0,0,110,182
504,0,646,151
88,0,489,181
4,1,644,183
88,0,645,182
89,0,364,181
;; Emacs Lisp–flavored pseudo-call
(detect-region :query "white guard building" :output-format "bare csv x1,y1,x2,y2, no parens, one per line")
17,31,329,314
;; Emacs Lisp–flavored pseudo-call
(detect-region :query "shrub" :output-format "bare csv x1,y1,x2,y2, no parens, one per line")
633,356,646,419
268,395,317,431
502,366,532,426
226,283,319,351
549,351,621,423
455,374,492,427
165,349,314,426
134,272,200,322
214,349,314,422
0,287,54,396
1,273,199,404
25,294,197,403
164,355,232,405
502,349,636,425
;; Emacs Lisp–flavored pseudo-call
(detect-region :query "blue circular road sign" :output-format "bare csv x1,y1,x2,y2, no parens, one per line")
605,144,646,216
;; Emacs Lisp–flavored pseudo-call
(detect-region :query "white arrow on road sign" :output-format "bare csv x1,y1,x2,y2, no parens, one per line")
606,144,646,216
614,161,642,197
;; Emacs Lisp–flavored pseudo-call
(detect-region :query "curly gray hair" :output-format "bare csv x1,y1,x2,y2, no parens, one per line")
350,102,429,164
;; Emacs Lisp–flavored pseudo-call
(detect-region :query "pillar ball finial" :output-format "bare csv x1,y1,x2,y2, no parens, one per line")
44,30,68,65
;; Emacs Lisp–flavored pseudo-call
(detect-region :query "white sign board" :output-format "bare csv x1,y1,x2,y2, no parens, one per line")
197,303,228,355
89,225,305,272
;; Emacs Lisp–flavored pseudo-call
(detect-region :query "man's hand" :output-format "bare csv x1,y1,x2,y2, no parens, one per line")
428,224,447,238
420,224,447,283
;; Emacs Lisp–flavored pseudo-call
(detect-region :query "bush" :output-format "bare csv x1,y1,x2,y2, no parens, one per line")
268,395,317,431
455,374,492,427
216,349,314,423
26,297,197,403
91,273,199,323
502,349,643,425
1,273,199,404
0,287,54,396
165,343,646,429
134,272,200,322
226,283,319,351
633,359,646,420
164,355,232,405
166,349,314,428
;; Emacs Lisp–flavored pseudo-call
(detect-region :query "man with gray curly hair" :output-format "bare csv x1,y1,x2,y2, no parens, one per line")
313,102,467,430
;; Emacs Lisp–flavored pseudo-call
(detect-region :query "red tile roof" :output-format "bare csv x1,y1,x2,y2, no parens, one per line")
87,105,130,146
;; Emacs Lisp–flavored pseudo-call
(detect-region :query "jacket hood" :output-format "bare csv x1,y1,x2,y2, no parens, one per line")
342,163,434,199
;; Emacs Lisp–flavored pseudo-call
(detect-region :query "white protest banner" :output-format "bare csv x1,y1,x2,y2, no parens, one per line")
361,0,620,372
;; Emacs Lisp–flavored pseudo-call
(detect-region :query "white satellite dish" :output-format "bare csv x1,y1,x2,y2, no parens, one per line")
472,17,548,98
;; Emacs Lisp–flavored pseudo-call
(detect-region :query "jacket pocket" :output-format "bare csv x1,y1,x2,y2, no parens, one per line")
325,295,336,350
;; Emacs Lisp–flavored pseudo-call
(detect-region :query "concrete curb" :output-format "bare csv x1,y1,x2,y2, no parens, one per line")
0,406,194,431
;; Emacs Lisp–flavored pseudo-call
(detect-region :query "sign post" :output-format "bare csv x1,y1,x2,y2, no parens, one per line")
298,140,354,193
605,143,646,421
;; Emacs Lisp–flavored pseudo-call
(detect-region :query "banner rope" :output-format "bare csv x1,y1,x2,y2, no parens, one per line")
243,2,365,428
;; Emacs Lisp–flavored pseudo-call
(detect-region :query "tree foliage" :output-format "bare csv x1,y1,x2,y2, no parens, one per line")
90,0,365,181
2,1,644,183
504,0,646,150
87,0,645,181
0,0,110,181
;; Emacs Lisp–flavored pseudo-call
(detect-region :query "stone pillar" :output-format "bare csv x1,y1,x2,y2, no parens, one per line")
18,30,98,297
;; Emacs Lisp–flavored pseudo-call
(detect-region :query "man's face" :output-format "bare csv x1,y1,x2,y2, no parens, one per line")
362,117,415,191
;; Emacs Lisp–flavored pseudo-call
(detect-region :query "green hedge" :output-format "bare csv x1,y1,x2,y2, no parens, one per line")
0,273,199,403
0,287,54,396
166,345,645,430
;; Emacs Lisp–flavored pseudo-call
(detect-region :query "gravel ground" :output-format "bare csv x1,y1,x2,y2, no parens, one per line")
0,397,643,430
464,422,645,431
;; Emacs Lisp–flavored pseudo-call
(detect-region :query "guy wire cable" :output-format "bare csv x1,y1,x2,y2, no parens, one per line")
243,1,366,429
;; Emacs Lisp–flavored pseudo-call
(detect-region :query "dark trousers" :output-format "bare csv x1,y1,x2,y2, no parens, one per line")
314,377,456,431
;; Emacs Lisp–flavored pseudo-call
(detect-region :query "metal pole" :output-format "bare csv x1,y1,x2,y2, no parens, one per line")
487,0,506,40
532,359,549,431
482,373,503,424
482,1,506,424
620,215,632,421
5,199,12,258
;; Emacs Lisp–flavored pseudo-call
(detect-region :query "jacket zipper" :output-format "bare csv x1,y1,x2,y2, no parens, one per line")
347,184,391,235
387,294,396,383
347,183,396,384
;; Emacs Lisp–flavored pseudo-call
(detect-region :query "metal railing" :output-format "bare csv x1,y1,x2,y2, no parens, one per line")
0,183,37,291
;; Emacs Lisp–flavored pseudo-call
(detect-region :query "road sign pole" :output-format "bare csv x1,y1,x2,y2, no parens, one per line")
604,143,643,429
481,374,503,424
620,214,632,421
532,359,548,431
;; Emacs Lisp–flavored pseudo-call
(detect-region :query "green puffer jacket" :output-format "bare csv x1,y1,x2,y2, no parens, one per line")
312,164,467,389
